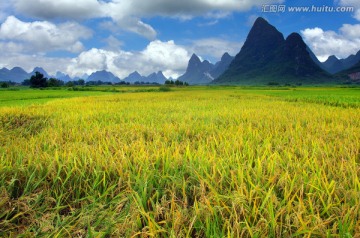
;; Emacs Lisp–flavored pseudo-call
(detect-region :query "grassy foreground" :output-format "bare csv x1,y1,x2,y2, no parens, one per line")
0,87,359,237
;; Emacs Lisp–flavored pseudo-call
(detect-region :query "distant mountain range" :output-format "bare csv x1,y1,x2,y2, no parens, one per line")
336,61,360,84
178,54,215,84
1,17,359,85
323,51,360,74
87,70,121,83
0,67,169,84
177,53,234,85
123,71,167,84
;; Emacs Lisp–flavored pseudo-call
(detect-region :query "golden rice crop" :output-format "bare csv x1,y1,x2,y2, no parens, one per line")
0,88,359,237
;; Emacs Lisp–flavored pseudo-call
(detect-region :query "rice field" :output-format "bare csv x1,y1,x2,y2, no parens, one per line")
0,86,359,237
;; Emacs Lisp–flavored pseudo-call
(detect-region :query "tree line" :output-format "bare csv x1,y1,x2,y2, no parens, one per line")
21,72,85,88
1,72,191,88
165,80,189,86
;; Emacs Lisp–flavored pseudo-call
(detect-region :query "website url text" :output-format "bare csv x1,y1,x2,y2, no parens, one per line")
262,5,354,13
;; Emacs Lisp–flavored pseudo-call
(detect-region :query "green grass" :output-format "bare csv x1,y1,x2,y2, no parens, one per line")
0,86,359,237
0,86,174,108
254,87,360,108
0,88,112,107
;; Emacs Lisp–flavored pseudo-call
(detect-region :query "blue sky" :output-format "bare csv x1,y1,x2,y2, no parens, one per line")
0,0,359,79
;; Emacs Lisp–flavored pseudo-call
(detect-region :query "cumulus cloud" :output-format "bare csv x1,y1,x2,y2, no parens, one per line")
67,40,191,79
140,40,190,72
66,38,242,79
107,0,284,18
13,0,102,20
0,16,92,53
14,0,284,19
338,0,360,20
12,0,284,39
301,24,360,61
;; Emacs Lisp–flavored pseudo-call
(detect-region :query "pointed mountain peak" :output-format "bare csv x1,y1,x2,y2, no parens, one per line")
286,32,302,42
285,33,307,48
220,52,233,62
156,71,165,77
31,67,49,77
56,71,66,77
249,17,281,34
253,17,269,27
203,59,211,64
130,71,141,76
190,54,201,63
221,52,231,61
243,16,284,55
327,55,339,61
11,67,27,73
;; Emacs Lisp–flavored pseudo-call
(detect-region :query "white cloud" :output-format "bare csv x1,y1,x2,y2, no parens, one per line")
67,40,191,79
141,40,190,72
340,24,360,38
66,38,241,79
12,0,284,39
103,35,123,51
197,20,219,27
0,16,92,53
114,18,157,40
301,24,360,61
338,0,360,20
13,0,102,20
112,0,284,17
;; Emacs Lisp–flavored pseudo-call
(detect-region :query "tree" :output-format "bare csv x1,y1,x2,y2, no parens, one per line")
175,80,184,86
22,79,31,86
66,81,74,87
77,79,85,86
165,80,175,85
1,82,9,88
29,71,48,88
47,78,64,87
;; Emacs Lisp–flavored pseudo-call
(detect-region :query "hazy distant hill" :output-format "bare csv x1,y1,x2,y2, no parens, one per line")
177,53,234,84
210,53,234,79
336,60,360,84
123,71,168,84
31,67,49,78
177,54,214,85
146,71,167,84
0,67,30,83
87,70,121,83
123,71,145,83
323,51,360,74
